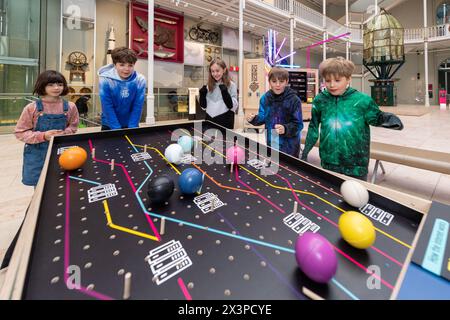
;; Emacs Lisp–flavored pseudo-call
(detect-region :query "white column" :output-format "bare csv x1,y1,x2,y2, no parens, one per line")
362,68,365,92
323,0,327,61
374,0,379,15
146,0,156,124
238,0,245,125
424,0,430,107
345,0,350,60
290,0,294,67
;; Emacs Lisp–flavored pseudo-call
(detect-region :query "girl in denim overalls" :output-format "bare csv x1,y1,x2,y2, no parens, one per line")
2,71,79,270
14,70,79,186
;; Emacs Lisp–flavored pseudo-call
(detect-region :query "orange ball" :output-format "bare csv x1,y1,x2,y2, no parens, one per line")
59,146,87,171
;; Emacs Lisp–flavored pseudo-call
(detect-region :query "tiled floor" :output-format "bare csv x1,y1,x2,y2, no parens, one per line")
0,106,449,266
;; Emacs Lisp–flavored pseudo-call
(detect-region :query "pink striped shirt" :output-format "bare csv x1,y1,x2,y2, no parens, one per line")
14,99,79,144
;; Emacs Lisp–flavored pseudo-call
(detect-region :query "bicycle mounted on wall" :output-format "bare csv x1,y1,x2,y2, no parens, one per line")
188,23,219,44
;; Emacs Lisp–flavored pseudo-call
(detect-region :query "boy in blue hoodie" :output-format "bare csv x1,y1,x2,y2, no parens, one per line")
98,47,147,130
247,67,303,157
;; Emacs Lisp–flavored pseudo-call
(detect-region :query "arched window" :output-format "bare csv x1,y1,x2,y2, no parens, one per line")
436,2,450,25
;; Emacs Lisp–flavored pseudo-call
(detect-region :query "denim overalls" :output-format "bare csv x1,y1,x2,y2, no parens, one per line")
22,99,68,186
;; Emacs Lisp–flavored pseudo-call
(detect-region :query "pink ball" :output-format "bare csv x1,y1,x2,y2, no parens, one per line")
295,232,338,283
226,146,245,164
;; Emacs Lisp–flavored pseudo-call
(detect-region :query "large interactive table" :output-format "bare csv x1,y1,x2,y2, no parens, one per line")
1,120,448,300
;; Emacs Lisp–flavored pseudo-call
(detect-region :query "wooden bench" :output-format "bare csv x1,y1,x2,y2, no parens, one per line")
369,141,450,183
300,132,450,183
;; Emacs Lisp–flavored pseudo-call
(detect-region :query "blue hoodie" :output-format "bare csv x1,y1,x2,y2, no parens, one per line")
98,64,147,129
250,87,303,157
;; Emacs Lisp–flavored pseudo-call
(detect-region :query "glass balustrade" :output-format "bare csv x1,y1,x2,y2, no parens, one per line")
0,92,191,134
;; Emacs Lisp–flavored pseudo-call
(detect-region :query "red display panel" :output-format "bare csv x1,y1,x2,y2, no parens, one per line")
130,3,184,63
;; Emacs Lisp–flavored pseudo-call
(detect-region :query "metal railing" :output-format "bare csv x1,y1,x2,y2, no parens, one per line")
292,0,323,29
265,0,450,44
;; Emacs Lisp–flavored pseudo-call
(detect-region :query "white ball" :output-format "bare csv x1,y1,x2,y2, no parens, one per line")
164,143,184,165
340,180,369,208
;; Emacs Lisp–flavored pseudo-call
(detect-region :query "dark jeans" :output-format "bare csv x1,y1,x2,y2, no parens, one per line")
205,110,235,130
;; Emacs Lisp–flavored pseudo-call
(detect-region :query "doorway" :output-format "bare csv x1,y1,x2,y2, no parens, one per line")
438,58,450,103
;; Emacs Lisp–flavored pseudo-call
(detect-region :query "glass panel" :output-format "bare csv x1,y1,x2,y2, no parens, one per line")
0,0,40,132
1,0,40,60
0,96,37,134
154,89,189,121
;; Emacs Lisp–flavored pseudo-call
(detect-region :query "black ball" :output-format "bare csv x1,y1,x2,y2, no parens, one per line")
147,175,174,204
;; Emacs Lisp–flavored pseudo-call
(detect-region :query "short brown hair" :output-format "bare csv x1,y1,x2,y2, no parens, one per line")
268,67,289,82
319,57,355,79
33,70,69,96
111,47,137,64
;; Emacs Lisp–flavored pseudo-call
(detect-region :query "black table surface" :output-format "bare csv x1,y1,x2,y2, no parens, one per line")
21,121,423,300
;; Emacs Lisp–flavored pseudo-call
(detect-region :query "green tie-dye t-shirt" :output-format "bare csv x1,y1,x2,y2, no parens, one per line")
302,87,383,177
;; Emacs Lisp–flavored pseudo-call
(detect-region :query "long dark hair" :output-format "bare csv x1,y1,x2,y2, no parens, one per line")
207,58,231,92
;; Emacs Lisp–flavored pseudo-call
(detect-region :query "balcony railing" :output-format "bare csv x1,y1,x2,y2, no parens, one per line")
264,0,450,44
404,24,450,42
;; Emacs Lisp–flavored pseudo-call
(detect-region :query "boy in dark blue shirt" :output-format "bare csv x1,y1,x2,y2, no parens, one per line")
247,67,303,157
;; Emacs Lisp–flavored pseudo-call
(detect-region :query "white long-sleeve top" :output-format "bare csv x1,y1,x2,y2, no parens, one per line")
205,81,238,118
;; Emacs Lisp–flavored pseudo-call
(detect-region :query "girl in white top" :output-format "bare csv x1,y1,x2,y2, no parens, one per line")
199,58,238,129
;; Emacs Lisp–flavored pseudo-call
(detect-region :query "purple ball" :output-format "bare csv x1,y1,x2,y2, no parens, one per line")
295,232,338,283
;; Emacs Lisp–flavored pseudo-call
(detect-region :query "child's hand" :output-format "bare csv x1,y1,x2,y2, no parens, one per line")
274,124,285,135
44,130,63,141
246,113,256,122
199,85,208,96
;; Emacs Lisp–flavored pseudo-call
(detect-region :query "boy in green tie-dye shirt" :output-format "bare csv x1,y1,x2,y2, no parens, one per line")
301,57,403,180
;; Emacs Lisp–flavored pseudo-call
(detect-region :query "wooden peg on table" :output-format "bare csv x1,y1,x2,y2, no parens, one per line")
160,217,166,235
302,286,324,300
123,272,132,300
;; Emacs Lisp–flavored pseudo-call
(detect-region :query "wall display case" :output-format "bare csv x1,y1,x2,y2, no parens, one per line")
243,58,266,130
61,0,96,110
184,17,221,44
130,3,184,63
204,44,222,65
288,68,319,121
288,70,308,102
